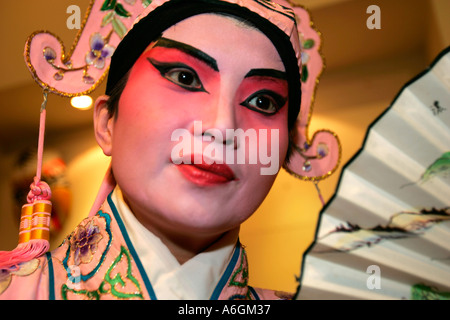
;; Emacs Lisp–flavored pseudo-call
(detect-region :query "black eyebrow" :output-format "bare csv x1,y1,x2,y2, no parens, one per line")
244,68,287,80
153,37,219,72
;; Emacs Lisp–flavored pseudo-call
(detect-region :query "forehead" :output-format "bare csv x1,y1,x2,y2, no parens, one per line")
159,13,285,72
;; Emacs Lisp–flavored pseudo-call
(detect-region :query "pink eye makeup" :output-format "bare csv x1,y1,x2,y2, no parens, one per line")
145,37,288,116
240,89,287,115
239,69,288,116
145,37,219,93
147,58,208,93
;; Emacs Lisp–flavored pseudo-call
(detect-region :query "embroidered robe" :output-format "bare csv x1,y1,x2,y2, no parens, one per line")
0,194,292,300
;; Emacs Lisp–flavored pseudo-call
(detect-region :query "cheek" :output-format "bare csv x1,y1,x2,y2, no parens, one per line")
118,57,218,129
236,105,290,166
118,61,182,126
231,170,277,226
235,81,290,163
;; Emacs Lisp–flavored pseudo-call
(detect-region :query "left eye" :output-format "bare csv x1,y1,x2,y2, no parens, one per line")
240,90,287,115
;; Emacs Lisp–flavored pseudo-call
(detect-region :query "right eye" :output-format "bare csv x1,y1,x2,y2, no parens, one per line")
165,68,202,90
147,58,207,93
240,90,287,115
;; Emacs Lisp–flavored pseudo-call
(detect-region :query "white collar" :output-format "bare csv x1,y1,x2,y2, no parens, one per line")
111,187,239,300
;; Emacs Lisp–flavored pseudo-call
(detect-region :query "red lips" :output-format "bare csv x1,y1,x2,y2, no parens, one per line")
173,155,236,186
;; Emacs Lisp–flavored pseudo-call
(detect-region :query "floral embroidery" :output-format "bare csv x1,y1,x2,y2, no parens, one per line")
70,219,103,266
41,0,146,85
125,0,152,6
100,0,152,38
229,248,249,288
300,37,315,83
63,211,112,285
100,0,130,39
85,33,115,70
62,210,144,300
61,246,144,300
43,31,115,84
43,47,57,63
0,259,40,295
104,245,144,299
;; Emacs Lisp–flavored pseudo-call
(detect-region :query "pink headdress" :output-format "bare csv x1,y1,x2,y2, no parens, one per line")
0,0,340,269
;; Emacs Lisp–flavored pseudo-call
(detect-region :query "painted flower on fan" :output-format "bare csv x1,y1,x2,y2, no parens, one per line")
85,33,115,69
71,220,103,265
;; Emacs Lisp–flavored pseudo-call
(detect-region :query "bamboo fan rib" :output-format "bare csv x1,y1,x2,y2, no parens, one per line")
296,47,450,300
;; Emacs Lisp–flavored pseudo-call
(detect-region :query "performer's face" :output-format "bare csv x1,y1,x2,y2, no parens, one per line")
101,14,289,237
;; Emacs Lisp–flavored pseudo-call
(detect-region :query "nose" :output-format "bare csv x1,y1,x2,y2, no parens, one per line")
202,131,234,146
195,93,238,148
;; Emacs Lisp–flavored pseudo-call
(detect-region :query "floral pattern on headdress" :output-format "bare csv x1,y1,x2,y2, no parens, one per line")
25,0,151,96
86,33,115,69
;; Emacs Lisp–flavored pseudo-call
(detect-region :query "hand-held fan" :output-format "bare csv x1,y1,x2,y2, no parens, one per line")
296,47,450,300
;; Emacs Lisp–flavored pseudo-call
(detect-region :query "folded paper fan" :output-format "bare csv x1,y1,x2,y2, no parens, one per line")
296,47,450,300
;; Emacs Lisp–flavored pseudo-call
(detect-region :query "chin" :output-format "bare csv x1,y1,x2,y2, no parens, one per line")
163,202,247,234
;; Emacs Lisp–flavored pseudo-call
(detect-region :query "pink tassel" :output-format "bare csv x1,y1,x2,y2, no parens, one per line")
0,241,50,270
0,199,52,269
0,91,52,270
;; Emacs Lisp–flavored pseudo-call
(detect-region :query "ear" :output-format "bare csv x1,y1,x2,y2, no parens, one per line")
93,95,114,157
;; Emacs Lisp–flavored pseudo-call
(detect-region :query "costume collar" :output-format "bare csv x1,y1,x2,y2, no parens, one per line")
108,187,248,300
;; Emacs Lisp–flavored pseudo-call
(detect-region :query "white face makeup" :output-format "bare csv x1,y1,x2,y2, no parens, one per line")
100,13,290,240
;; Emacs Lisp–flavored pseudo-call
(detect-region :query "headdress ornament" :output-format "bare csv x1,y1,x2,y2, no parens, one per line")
0,0,340,268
